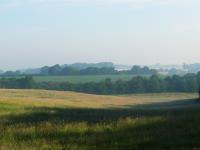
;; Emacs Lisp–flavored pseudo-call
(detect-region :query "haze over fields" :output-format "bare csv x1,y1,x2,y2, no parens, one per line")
1,1,200,149
0,0,200,70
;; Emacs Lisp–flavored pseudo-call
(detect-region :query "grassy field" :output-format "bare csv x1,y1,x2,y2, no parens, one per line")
0,89,200,149
0,74,149,83
34,74,144,83
1,74,167,83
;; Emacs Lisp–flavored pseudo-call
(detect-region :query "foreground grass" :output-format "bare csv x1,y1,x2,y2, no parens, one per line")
0,89,200,150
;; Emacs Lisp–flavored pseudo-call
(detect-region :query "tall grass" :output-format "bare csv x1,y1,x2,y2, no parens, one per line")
0,89,200,149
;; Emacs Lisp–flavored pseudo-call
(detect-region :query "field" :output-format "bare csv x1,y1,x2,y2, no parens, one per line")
0,74,150,83
0,89,200,149
34,75,136,83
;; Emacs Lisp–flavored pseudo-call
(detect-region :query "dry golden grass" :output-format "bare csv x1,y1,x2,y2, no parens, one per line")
0,89,197,109
0,89,200,149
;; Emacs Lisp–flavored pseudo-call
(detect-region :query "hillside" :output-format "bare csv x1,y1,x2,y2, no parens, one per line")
0,89,197,109
0,89,200,149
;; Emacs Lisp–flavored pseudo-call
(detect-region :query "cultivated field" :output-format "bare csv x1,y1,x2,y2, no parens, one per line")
33,75,143,83
0,89,200,149
0,74,149,83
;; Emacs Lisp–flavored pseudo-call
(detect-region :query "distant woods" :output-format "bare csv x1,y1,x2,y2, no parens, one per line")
1,65,157,76
1,72,200,95
0,76,34,89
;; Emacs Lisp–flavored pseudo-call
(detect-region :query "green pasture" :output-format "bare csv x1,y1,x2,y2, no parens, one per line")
0,74,166,83
33,74,142,83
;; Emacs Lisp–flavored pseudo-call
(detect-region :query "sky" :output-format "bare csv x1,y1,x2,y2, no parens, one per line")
0,0,200,70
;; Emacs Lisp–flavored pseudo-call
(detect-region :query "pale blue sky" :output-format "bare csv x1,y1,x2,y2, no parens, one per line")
0,0,200,70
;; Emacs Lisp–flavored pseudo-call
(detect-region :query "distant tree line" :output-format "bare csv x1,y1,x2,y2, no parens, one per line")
0,76,34,89
0,65,157,76
0,72,200,95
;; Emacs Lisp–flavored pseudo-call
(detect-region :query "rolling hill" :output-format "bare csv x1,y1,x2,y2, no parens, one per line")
0,89,200,149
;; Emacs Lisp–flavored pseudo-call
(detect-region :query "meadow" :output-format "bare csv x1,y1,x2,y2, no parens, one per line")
0,89,200,149
33,74,143,83
0,74,150,83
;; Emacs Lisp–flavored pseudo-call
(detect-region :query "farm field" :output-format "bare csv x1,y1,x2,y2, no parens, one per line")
33,75,137,83
0,89,200,149
0,74,151,83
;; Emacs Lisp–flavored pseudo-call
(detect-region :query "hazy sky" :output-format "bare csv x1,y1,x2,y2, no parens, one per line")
0,0,200,70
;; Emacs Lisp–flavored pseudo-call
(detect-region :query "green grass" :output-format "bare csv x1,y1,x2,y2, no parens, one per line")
33,74,145,83
1,74,167,83
0,89,200,149
0,74,150,83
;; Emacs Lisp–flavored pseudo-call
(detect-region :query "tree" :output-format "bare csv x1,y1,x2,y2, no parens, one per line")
184,73,198,92
48,65,62,75
40,66,49,75
18,76,35,89
165,75,186,92
128,76,146,93
61,66,78,75
115,79,126,94
196,71,200,87
148,75,164,92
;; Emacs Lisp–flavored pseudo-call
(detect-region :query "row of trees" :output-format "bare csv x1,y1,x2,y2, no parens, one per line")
1,65,157,76
40,65,117,75
40,65,157,76
0,72,200,94
0,76,34,89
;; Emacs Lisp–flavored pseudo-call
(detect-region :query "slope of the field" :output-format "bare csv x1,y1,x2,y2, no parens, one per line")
0,89,200,149
0,89,197,109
